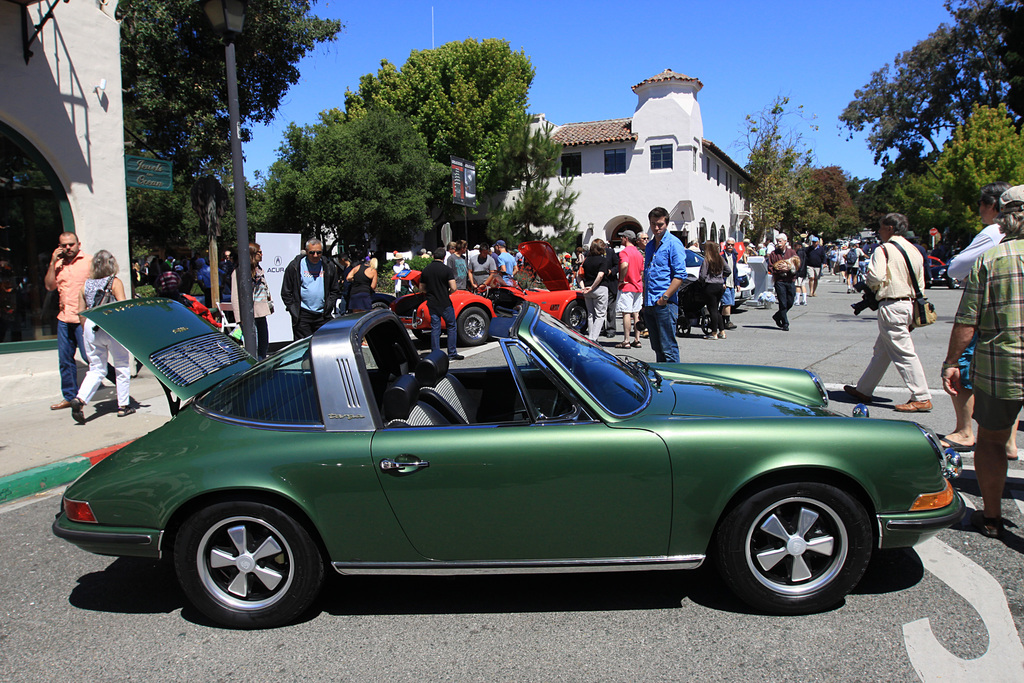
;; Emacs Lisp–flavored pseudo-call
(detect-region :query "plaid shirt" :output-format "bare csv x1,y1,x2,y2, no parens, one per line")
954,237,1024,399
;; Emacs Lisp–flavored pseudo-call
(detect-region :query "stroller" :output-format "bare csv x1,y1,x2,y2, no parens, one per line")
675,275,713,337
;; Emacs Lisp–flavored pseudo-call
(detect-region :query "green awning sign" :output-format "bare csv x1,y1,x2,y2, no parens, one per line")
125,155,173,191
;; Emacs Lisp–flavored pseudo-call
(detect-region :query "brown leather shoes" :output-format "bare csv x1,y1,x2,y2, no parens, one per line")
894,400,933,413
843,385,872,403
50,399,72,410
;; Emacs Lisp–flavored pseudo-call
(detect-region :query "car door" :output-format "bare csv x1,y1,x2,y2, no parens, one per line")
369,342,672,562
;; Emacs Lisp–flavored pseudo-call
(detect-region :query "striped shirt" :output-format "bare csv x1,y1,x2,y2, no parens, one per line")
954,237,1024,399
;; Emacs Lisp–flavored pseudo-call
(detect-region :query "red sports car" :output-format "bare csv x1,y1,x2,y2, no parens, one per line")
389,241,587,345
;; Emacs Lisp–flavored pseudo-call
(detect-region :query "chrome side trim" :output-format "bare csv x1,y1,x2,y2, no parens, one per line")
332,555,704,575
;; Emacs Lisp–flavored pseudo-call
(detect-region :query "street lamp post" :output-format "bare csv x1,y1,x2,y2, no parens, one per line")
200,0,256,357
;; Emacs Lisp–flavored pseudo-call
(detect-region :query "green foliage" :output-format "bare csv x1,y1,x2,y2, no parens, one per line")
798,167,861,241
486,116,579,248
118,0,340,249
895,104,1024,244
252,108,449,257
344,39,535,216
741,97,815,241
840,0,1015,173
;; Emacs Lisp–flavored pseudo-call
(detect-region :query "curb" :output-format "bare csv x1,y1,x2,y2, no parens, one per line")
0,440,135,505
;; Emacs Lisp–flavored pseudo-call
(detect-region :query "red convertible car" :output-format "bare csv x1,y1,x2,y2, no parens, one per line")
390,241,586,346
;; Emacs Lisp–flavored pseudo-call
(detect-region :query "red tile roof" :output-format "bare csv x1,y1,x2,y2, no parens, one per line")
551,118,636,147
632,69,703,92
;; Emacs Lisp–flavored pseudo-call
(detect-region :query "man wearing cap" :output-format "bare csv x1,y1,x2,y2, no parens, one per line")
805,235,825,297
941,185,1024,538
493,240,517,286
44,232,91,410
844,213,931,413
615,230,644,348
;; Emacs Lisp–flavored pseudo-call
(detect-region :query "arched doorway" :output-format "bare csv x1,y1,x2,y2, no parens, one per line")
611,220,642,243
0,122,74,348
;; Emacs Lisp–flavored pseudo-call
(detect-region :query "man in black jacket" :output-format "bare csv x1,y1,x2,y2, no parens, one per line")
280,238,341,340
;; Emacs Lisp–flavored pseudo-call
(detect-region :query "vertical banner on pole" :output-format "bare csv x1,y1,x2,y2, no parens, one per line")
450,156,477,208
256,232,301,344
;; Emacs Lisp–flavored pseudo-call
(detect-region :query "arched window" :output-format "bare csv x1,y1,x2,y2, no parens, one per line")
698,218,707,246
710,223,718,244
0,123,73,349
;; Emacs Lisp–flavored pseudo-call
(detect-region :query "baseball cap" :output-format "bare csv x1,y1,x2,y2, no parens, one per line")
495,240,506,247
620,230,636,241
810,235,819,242
1000,185,1024,212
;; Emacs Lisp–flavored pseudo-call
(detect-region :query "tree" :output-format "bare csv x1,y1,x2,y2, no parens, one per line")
895,103,1024,245
118,0,340,249
486,116,579,251
741,97,815,242
253,108,448,256
344,39,535,217
799,167,860,241
840,0,1013,173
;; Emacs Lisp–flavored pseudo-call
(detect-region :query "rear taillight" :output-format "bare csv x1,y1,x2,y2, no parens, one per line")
64,498,97,523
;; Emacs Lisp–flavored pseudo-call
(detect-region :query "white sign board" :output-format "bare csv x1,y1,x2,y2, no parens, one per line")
256,232,301,344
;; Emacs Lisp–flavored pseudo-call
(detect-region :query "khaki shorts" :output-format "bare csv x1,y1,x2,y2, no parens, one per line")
974,387,1023,432
616,290,643,314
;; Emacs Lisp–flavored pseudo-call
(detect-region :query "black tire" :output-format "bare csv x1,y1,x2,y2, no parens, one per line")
714,482,871,615
561,300,586,334
456,306,490,346
174,501,324,629
371,300,390,311
412,329,429,341
700,311,713,336
676,317,688,337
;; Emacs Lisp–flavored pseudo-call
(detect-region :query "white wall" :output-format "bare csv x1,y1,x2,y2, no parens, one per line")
0,0,129,274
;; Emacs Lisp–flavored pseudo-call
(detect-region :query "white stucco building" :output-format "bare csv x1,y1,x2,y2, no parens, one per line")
0,0,128,354
544,69,750,246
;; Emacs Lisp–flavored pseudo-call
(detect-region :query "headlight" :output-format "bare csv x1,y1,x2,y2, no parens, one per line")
918,425,962,479
806,370,828,406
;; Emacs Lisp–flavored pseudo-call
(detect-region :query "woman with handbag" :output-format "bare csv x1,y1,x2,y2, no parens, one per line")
698,240,730,339
70,250,131,423
232,242,273,360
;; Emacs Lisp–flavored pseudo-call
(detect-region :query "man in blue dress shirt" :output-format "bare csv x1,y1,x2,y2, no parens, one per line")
642,207,687,363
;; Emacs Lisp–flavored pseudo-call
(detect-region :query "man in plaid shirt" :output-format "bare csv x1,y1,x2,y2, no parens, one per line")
942,185,1024,539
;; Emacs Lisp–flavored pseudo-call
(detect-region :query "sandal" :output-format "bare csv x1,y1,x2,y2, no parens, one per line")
630,340,642,348
970,509,1003,538
939,436,974,452
718,332,727,339
118,405,136,418
614,342,631,349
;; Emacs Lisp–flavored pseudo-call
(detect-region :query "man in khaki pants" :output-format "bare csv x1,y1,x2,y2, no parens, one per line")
844,213,931,413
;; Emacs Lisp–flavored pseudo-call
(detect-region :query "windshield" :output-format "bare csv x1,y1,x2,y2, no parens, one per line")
528,312,649,416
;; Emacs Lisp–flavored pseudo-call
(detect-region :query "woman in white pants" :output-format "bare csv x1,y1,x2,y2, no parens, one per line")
580,239,609,342
71,250,131,423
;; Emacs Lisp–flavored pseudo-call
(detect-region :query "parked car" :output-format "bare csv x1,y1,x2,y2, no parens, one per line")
389,241,586,345
53,298,964,629
683,250,755,306
926,255,959,289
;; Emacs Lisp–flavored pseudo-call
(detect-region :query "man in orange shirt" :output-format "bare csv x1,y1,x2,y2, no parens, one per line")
44,232,92,410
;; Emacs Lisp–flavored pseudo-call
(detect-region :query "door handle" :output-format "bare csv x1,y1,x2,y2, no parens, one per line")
380,458,430,471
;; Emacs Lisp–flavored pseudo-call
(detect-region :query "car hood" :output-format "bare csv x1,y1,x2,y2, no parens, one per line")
81,297,254,401
650,363,831,417
518,241,570,291
663,381,830,418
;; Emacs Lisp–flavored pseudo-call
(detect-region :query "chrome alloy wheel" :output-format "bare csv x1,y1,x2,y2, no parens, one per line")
196,516,295,611
744,496,848,596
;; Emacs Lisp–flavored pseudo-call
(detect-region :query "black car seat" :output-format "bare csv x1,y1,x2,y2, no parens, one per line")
382,374,448,427
415,350,476,424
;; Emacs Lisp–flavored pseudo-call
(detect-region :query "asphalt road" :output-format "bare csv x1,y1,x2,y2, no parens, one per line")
2,274,1023,682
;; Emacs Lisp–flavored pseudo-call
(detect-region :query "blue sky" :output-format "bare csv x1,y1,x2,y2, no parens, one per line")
242,0,954,183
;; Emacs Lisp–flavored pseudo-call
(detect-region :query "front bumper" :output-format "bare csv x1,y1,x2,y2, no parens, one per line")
876,490,967,549
52,513,163,559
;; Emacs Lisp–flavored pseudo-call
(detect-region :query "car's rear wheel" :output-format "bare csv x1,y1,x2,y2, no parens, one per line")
174,501,324,629
456,306,490,346
714,482,871,615
561,301,587,334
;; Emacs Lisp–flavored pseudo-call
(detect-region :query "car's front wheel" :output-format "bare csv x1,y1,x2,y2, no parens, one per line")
174,501,324,629
456,306,490,346
561,301,587,334
714,482,871,615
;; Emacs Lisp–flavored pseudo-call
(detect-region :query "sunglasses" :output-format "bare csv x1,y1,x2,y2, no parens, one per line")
308,251,322,255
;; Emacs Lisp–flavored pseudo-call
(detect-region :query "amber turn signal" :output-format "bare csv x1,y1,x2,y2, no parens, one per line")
910,480,955,511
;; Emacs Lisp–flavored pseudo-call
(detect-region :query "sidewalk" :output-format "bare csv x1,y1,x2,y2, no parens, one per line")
0,365,172,504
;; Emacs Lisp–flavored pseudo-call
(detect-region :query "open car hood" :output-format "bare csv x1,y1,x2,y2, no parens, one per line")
518,241,570,292
81,297,255,402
